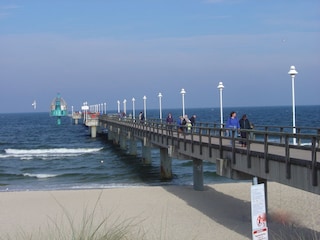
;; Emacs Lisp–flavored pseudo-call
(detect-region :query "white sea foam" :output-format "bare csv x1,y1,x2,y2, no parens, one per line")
23,173,58,179
1,147,103,159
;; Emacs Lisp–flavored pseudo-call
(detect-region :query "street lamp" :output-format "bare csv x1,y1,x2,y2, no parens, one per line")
117,100,120,113
288,65,298,145
123,99,127,116
158,92,163,120
143,95,147,121
180,88,186,116
217,82,224,128
82,101,88,122
132,97,135,120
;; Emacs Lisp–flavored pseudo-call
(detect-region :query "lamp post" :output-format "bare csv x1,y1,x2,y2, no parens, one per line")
180,88,186,116
123,99,127,116
158,92,163,120
132,97,135,120
288,66,298,145
82,101,88,122
117,100,120,113
217,82,224,128
143,96,147,121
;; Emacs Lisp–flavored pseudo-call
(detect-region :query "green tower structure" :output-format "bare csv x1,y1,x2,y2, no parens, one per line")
50,93,67,125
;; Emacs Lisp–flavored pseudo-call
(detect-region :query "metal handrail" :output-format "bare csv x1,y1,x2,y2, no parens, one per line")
102,114,320,148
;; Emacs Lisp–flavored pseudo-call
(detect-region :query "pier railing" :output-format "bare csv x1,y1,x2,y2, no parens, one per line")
101,115,320,161
107,115,320,146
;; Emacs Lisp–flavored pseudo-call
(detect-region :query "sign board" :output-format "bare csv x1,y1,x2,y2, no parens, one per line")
251,183,268,240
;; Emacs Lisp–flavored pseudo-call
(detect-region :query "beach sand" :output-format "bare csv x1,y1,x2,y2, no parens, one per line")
0,182,319,240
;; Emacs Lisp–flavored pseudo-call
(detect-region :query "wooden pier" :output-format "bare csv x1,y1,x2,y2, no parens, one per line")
84,113,320,195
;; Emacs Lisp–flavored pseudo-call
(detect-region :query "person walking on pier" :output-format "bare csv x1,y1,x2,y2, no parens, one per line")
190,114,196,126
183,115,192,133
239,114,252,147
177,116,184,133
190,114,196,132
166,113,174,133
226,111,240,140
139,112,145,123
166,113,174,124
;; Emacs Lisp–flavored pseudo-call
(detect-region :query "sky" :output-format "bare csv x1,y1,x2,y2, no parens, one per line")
0,0,319,113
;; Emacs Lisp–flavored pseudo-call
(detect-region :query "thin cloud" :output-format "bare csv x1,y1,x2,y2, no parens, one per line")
0,5,21,10
0,12,9,19
0,4,21,19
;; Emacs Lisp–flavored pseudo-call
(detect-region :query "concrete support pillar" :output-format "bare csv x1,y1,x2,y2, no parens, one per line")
90,126,97,138
119,135,127,150
108,126,113,141
160,148,172,179
129,138,137,155
193,159,204,191
142,146,151,164
114,128,120,145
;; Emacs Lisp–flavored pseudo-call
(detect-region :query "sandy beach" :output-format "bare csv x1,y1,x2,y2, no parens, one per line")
0,182,319,240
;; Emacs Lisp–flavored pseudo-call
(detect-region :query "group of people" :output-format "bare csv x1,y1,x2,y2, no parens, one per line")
226,111,253,147
166,113,196,133
150,111,252,146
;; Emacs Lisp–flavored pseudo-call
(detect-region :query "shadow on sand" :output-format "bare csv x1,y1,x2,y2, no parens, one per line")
163,184,320,240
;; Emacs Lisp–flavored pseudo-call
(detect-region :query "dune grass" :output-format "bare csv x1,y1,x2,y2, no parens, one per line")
1,192,146,240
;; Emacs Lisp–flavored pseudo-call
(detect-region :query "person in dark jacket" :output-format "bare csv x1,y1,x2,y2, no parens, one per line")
190,115,196,126
177,116,184,133
239,114,252,147
166,113,174,124
189,114,196,132
166,113,174,133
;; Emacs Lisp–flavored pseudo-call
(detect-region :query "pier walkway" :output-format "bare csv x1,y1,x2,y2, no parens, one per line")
86,113,320,195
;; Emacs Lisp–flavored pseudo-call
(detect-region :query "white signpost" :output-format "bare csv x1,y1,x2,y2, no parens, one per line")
251,183,269,240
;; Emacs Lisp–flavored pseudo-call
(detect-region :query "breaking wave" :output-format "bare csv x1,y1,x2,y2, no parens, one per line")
0,148,103,159
23,173,58,179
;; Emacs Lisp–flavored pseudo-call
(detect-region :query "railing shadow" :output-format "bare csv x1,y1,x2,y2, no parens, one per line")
162,184,320,240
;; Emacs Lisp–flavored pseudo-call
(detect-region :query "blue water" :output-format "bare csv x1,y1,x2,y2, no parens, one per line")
0,105,319,192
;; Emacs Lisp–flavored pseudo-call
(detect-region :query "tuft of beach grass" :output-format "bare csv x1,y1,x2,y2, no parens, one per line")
1,192,146,240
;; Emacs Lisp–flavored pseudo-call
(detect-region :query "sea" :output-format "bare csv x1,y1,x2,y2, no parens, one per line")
0,105,319,192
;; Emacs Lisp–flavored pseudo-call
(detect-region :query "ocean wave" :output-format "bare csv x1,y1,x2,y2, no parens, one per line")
23,173,58,179
0,147,103,159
